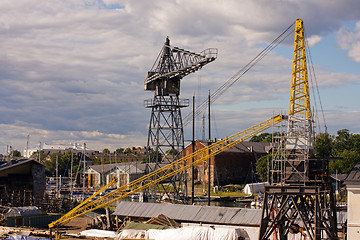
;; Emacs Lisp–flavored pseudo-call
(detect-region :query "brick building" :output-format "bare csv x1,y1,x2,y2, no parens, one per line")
183,140,271,188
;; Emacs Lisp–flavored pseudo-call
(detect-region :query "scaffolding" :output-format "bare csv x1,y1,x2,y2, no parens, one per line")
259,19,337,240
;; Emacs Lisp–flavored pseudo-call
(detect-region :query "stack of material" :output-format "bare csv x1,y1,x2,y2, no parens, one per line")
146,214,180,228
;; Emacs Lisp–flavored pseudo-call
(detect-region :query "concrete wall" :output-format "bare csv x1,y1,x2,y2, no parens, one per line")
347,185,360,239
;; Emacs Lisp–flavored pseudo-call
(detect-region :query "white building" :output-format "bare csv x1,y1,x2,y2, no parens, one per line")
344,161,360,239
85,162,145,189
23,142,86,158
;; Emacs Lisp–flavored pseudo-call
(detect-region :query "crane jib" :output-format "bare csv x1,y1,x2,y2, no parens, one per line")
48,114,285,229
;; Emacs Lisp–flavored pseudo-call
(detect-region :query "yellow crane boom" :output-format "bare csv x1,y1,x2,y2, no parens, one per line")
49,114,286,229
49,176,118,229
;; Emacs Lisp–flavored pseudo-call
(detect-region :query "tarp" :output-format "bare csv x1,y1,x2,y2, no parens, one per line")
117,229,147,239
117,226,243,240
3,235,49,240
243,182,269,195
79,229,117,238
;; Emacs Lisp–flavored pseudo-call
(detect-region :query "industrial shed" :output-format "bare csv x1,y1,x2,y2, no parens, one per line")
112,201,261,227
0,159,45,206
4,206,60,228
85,162,166,189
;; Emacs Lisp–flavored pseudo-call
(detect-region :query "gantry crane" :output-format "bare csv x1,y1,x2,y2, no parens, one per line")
144,37,217,200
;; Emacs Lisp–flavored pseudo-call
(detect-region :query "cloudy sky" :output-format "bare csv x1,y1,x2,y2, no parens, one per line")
0,0,360,154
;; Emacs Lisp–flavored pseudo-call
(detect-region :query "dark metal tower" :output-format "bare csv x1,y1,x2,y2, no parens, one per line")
144,37,217,201
259,19,337,240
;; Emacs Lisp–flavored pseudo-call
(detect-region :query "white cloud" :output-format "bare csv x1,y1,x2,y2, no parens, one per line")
0,122,146,153
307,35,322,47
0,0,359,154
102,0,122,6
337,22,360,62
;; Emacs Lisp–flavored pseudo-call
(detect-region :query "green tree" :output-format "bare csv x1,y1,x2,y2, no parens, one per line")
328,129,360,174
115,148,124,154
253,129,360,176
44,151,79,177
250,133,272,142
103,148,110,154
256,153,271,182
329,150,360,174
45,153,62,176
124,147,132,153
11,150,22,158
332,129,350,155
165,148,178,156
32,150,47,164
349,134,360,153
314,132,332,157
145,150,162,163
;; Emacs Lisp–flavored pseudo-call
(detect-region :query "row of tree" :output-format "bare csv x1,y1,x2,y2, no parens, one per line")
254,129,360,181
316,129,360,174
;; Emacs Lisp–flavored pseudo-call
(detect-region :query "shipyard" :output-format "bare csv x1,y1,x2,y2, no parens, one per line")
0,1,359,240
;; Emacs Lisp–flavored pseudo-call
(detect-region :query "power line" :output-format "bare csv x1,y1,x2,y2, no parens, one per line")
183,21,296,127
304,28,327,133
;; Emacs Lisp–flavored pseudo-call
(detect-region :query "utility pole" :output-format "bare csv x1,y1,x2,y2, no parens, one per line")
191,94,195,205
208,90,211,206
82,143,86,200
70,149,73,197
26,134,29,158
102,152,105,187
56,155,59,197
38,142,41,163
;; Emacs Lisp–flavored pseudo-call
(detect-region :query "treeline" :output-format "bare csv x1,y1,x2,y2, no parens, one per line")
253,129,360,181
316,129,360,174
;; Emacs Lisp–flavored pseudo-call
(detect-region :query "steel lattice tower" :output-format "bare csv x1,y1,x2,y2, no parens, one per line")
259,19,337,240
144,37,217,201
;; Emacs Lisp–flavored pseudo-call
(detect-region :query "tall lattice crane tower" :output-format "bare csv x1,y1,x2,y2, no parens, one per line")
144,37,217,200
259,19,337,240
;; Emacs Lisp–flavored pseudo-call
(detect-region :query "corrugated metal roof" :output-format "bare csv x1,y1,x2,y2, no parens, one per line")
223,142,270,154
87,162,167,175
88,163,122,174
184,141,271,154
344,161,360,185
112,202,261,226
5,206,41,217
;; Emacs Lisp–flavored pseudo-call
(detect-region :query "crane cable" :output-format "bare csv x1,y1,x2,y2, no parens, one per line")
182,21,296,127
304,29,328,133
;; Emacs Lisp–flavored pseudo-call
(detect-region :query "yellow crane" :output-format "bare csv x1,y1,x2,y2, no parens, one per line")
48,113,286,233
49,18,310,237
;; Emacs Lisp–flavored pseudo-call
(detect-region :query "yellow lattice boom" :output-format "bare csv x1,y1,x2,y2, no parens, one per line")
49,114,285,229
289,19,311,119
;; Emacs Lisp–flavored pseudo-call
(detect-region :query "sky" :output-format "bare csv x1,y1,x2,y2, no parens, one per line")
0,0,360,154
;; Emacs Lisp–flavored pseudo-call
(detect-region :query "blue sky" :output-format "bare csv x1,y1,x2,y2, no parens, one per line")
0,0,359,154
